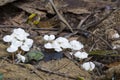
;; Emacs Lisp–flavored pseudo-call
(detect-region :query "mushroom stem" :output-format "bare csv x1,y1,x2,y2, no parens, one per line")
12,53,14,63
21,50,24,55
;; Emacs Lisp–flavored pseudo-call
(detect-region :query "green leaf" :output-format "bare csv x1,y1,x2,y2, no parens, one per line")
0,73,3,80
25,50,44,62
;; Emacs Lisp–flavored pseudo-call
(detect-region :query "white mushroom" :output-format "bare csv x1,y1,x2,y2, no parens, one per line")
11,38,23,47
21,44,30,51
24,38,33,48
3,35,13,42
16,53,26,63
55,37,71,49
7,45,18,52
70,40,84,50
74,51,88,59
52,41,62,52
49,35,55,41
44,43,53,49
12,28,29,41
81,62,95,71
43,34,55,41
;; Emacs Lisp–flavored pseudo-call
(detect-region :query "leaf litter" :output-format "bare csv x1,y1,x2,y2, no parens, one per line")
0,0,120,80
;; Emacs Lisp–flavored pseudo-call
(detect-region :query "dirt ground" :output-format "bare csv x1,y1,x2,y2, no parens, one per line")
0,0,120,80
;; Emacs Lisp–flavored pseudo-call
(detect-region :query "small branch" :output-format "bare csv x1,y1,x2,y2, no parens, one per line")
49,0,73,33
77,12,95,29
82,9,115,30
0,24,86,32
91,32,113,49
35,65,77,79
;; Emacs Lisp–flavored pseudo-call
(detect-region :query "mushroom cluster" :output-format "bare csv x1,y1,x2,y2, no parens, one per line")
43,34,95,71
44,35,83,52
3,28,33,52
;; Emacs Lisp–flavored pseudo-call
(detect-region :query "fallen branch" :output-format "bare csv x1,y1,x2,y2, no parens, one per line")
18,63,76,79
0,24,88,32
49,0,73,33
35,65,77,79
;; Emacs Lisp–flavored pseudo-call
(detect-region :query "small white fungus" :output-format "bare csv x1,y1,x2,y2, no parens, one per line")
54,47,62,52
44,43,53,49
3,35,13,42
44,35,55,41
3,28,33,52
55,37,71,49
21,44,30,51
70,40,84,50
11,38,23,47
16,53,26,63
24,38,34,48
7,45,18,52
74,51,88,59
81,62,95,71
12,28,29,41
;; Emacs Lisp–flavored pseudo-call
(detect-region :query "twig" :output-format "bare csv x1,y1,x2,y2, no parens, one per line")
82,9,115,30
0,25,58,31
65,13,94,38
91,33,113,49
18,63,76,79
49,0,73,33
0,24,87,32
52,61,71,71
99,37,113,49
35,65,77,79
77,12,95,29
18,63,45,80
64,8,117,38
89,39,99,52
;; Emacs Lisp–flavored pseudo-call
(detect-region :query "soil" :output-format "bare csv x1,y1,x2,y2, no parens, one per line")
0,0,120,80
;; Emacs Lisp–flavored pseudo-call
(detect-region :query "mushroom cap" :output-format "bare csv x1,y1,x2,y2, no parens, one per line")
24,38,33,48
55,37,71,49
44,43,53,49
49,35,55,41
74,51,88,59
11,38,23,47
7,45,18,52
44,34,55,41
52,41,62,52
70,40,84,50
12,28,29,41
81,62,95,71
44,35,49,41
21,44,30,51
3,35,13,42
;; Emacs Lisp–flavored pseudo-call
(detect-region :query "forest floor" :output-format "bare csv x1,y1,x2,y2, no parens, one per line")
0,0,120,80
